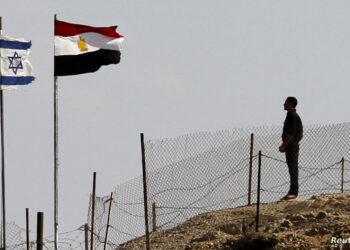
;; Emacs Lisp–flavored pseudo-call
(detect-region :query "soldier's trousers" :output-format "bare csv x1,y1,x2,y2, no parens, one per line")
285,142,299,196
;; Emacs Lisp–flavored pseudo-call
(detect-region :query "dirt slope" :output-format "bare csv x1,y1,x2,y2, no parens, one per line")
116,193,350,249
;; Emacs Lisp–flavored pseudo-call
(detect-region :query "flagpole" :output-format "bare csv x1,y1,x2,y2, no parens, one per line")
0,16,7,250
0,86,5,250
54,76,58,250
54,14,59,250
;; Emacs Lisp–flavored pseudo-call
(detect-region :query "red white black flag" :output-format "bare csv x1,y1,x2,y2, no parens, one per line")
54,19,124,76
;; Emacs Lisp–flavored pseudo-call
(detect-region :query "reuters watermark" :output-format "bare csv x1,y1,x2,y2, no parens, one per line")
331,237,350,244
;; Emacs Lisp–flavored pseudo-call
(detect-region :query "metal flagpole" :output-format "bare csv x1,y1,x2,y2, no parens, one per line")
53,14,59,250
54,75,58,250
0,16,7,250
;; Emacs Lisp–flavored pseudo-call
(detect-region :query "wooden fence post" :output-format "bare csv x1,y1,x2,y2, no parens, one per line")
140,133,151,250
84,224,89,250
255,151,262,232
103,192,114,250
248,133,254,205
152,202,156,232
341,157,345,194
90,172,97,250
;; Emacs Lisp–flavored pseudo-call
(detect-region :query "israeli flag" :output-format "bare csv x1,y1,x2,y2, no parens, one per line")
0,35,35,86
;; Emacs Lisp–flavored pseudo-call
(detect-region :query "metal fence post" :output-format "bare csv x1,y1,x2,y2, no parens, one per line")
248,133,254,205
255,151,262,232
36,212,44,250
341,157,345,194
26,208,30,250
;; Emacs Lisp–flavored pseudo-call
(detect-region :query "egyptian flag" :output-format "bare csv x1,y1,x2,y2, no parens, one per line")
54,19,124,76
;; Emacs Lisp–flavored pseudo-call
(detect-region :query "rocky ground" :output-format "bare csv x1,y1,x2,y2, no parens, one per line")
116,193,350,249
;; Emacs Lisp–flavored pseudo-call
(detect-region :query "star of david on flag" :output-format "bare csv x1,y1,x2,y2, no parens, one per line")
0,35,35,86
8,51,23,74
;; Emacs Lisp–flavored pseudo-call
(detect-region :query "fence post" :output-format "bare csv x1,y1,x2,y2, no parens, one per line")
36,212,44,250
26,208,30,250
248,133,254,205
103,192,114,250
140,133,151,250
90,172,97,250
341,157,345,194
84,224,89,250
152,202,156,232
255,151,262,232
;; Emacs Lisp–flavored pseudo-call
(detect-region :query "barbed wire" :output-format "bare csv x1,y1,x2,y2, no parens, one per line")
261,153,346,170
261,154,344,190
149,154,257,199
156,193,249,214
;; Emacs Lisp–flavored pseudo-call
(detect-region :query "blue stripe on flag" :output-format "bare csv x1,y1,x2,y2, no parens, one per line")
0,40,32,50
0,76,35,85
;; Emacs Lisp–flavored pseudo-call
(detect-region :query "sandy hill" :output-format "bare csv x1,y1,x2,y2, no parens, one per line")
116,193,350,249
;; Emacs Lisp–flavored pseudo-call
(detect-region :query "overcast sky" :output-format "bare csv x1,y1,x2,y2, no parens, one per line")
1,0,350,237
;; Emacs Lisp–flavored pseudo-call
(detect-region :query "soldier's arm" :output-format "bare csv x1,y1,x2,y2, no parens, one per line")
280,134,293,152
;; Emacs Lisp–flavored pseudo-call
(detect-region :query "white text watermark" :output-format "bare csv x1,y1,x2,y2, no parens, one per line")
331,237,350,244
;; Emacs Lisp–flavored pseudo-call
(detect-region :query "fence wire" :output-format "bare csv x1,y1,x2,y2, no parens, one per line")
3,222,86,250
88,122,350,249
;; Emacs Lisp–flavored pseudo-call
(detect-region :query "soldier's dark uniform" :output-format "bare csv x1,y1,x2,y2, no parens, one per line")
282,109,303,196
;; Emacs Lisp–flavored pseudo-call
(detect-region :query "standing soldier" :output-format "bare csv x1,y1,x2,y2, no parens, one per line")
279,97,303,200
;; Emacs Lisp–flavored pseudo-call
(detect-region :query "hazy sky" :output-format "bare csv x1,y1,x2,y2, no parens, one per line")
1,0,350,237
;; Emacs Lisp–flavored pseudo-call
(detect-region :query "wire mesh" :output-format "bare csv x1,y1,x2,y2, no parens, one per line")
4,222,86,250
87,122,350,249
87,177,144,249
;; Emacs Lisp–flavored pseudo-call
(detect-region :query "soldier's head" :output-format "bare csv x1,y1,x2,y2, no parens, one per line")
284,97,297,110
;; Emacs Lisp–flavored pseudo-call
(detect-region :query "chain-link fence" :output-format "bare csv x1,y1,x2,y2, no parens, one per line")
39,227,86,250
88,122,350,249
4,222,27,249
87,177,145,249
0,222,86,249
